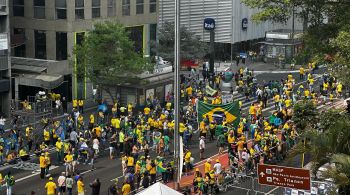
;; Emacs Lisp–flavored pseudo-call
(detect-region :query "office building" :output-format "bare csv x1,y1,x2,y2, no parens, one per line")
0,0,10,116
159,0,303,60
10,0,157,101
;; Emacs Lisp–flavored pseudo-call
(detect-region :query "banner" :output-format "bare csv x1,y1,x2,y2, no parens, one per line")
197,101,240,127
179,136,184,180
205,85,217,96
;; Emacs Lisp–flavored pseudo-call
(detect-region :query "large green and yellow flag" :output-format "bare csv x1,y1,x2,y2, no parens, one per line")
197,101,240,127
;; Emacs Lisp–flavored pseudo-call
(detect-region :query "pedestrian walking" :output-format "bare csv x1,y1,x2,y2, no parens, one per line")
89,178,101,195
199,136,205,159
45,177,57,195
77,177,85,195
57,172,66,195
65,175,74,195
4,171,15,195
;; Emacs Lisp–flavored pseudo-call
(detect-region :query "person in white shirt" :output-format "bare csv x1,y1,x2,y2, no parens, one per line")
57,172,66,195
213,159,222,175
199,136,205,159
241,148,249,163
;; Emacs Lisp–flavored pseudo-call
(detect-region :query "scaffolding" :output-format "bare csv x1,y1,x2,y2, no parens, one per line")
10,96,53,130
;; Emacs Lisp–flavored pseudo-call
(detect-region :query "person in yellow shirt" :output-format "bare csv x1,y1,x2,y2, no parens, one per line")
144,106,150,116
77,177,85,195
186,86,193,98
204,159,212,174
127,103,133,115
336,83,343,97
299,67,305,80
64,151,74,175
72,99,78,109
122,182,131,195
78,99,84,113
184,150,192,174
39,153,46,179
45,177,57,195
55,138,64,164
284,98,292,108
126,155,134,171
274,94,280,110
89,114,95,130
166,101,172,111
43,128,51,146
179,122,187,137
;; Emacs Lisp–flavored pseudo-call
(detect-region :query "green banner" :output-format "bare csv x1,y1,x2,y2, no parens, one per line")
197,101,240,127
205,85,217,96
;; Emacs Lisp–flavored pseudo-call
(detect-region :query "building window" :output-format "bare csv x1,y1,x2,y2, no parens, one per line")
150,0,156,13
107,0,116,17
13,0,24,17
56,32,67,60
34,0,45,19
35,30,46,59
75,0,84,20
13,28,26,57
122,0,130,16
92,0,100,18
136,0,144,14
55,0,67,19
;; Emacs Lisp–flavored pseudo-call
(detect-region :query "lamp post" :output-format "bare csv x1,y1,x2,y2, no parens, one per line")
174,0,181,190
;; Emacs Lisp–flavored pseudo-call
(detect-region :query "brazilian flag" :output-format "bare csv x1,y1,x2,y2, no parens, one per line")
197,101,240,127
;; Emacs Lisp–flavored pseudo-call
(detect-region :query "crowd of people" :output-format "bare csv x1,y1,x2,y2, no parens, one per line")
0,60,346,195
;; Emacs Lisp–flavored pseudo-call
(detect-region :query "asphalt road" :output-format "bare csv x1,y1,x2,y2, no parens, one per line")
1,68,329,195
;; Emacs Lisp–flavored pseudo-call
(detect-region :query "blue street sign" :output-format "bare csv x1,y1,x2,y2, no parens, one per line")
204,18,215,30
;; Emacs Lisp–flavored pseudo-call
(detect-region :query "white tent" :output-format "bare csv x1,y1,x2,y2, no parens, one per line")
136,182,183,195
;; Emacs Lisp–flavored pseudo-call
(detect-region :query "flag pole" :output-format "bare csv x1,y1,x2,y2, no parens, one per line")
174,0,181,190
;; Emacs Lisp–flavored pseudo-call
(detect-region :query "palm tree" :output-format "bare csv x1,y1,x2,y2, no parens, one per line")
288,109,350,192
324,154,350,195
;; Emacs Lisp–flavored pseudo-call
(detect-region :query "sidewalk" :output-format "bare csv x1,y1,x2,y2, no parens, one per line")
167,153,230,189
213,60,302,73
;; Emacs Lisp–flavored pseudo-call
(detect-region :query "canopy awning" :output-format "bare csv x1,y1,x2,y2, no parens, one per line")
12,64,47,73
16,73,64,89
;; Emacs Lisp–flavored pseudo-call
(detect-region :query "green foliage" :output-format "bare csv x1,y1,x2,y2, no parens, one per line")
73,21,152,87
291,100,318,131
289,109,350,186
324,154,350,192
329,30,350,86
242,0,294,23
151,22,207,63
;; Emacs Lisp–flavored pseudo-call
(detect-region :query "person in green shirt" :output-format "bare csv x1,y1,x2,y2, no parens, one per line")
215,124,224,137
217,134,225,154
163,135,170,155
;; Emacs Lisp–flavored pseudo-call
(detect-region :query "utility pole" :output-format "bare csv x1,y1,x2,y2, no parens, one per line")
174,0,181,190
291,5,295,59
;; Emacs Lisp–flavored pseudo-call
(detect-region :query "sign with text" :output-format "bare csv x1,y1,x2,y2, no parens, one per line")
258,164,311,191
204,18,215,30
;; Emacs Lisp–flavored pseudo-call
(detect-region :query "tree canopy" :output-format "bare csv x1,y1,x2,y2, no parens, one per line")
243,0,350,84
152,22,207,63
73,21,152,100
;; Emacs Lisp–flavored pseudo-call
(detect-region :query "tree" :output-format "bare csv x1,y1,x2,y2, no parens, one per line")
289,110,350,190
73,21,152,102
291,100,318,131
152,22,207,64
242,0,350,82
328,30,350,86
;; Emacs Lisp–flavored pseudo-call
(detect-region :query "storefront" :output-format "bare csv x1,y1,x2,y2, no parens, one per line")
261,29,303,63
